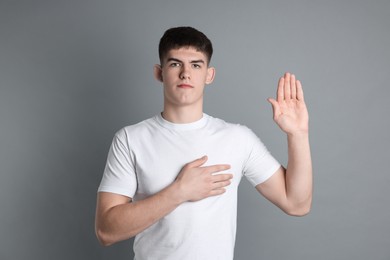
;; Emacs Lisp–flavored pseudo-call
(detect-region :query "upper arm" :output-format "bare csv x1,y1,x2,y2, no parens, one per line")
95,192,131,226
255,166,289,212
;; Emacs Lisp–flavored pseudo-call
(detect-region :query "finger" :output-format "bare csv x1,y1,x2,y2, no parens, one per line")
267,98,281,119
296,80,305,101
211,173,233,182
284,72,291,100
291,74,297,100
212,179,232,189
277,77,284,102
208,188,226,197
186,155,208,168
205,164,231,173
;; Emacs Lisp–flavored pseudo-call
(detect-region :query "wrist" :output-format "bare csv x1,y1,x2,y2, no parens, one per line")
286,131,310,147
286,129,309,139
166,181,187,205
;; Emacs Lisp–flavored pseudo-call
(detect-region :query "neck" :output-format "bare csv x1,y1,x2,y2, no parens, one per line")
162,104,203,124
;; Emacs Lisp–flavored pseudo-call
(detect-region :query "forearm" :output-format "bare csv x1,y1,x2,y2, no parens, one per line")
96,182,183,246
96,156,232,246
285,132,313,214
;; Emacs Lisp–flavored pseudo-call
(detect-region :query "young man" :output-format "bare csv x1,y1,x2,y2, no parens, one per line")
95,26,312,259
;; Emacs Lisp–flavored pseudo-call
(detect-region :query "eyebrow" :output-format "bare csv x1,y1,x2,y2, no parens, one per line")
166,58,205,64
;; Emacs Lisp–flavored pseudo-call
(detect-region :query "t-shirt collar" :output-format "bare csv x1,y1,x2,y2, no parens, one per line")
155,113,209,131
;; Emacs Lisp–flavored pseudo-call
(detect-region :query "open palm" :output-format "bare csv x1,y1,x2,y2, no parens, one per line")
268,73,309,135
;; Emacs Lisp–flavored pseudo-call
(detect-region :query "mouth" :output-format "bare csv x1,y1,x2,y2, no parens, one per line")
177,84,194,89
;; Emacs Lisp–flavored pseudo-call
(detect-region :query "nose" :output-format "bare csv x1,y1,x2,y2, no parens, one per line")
179,65,190,80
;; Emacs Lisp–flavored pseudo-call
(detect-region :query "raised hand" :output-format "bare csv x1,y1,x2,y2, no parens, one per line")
175,156,232,202
267,73,309,136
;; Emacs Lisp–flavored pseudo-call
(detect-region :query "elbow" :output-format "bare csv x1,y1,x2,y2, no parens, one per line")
284,198,312,217
96,231,111,247
95,225,137,246
96,227,116,247
285,206,311,217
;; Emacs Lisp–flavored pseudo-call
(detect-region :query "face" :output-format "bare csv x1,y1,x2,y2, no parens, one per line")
154,47,215,110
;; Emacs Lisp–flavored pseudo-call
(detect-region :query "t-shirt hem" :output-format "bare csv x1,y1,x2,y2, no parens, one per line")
248,163,282,187
97,185,134,198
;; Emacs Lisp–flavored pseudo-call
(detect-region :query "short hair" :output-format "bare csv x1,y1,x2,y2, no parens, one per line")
158,26,213,65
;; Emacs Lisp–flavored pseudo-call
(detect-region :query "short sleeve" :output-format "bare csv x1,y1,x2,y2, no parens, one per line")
98,129,137,198
242,128,281,187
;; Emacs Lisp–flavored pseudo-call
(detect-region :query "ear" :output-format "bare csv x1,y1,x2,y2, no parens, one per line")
153,64,163,82
205,66,216,85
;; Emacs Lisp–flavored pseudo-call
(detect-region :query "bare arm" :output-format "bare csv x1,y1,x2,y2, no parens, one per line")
95,156,232,246
256,73,312,216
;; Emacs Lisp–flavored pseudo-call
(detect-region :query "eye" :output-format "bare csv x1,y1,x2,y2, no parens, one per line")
192,64,201,69
169,62,181,67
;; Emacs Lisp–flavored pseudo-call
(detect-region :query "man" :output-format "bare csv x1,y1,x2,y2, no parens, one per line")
95,26,312,259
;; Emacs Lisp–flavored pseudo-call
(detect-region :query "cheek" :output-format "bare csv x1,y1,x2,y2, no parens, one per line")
162,72,174,82
203,75,210,84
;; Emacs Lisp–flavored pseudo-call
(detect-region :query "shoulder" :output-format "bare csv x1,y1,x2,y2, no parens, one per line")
207,115,265,153
206,114,254,136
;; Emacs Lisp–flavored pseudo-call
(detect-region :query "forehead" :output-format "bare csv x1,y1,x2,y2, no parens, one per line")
163,47,208,63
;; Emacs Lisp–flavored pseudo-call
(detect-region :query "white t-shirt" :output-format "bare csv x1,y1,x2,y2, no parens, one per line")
98,113,281,260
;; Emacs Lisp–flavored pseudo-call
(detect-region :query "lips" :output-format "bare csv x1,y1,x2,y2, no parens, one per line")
177,84,193,89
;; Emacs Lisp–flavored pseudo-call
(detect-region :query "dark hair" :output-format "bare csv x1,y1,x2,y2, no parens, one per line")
158,26,213,65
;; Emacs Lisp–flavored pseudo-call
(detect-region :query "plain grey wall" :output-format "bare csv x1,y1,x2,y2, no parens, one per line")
1,0,389,259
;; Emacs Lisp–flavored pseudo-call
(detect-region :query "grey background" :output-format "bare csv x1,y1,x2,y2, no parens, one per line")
1,0,389,259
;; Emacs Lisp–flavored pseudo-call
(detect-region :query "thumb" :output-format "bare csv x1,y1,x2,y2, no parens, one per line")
187,155,208,168
267,98,280,118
